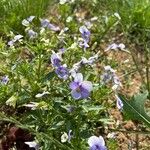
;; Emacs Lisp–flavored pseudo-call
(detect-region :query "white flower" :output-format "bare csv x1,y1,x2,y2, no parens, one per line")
66,16,73,23
107,132,116,139
114,12,121,20
25,141,39,150
35,91,50,98
59,0,67,5
61,132,68,143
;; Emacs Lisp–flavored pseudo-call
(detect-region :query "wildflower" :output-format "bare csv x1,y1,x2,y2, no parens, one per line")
35,91,50,98
70,73,93,100
79,26,90,43
91,16,98,21
101,66,115,84
114,12,121,20
101,66,122,90
25,141,39,150
41,19,50,28
59,0,68,5
1,75,9,85
27,29,38,39
59,48,66,53
115,94,123,110
61,130,72,143
55,64,69,80
14,35,23,41
8,35,23,47
24,102,38,110
61,132,68,143
79,40,89,51
51,52,62,67
107,132,116,139
66,16,73,23
47,23,60,31
82,53,99,65
105,43,126,52
84,21,93,29
40,19,60,31
112,75,122,91
24,101,48,110
88,136,107,150
8,40,14,47
22,16,35,26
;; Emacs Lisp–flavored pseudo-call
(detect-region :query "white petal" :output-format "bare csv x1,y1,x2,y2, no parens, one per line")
22,19,29,26
98,136,105,146
118,43,125,50
35,91,50,98
14,35,23,41
74,73,83,82
25,141,38,149
61,132,68,143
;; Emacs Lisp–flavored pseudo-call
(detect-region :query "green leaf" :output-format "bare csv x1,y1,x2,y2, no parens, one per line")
6,94,18,108
119,91,150,127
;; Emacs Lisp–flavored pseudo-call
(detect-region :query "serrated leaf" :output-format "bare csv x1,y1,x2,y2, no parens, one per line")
119,91,150,127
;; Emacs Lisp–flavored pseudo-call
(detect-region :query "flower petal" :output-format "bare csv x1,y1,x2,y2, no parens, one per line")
74,73,83,82
71,90,81,100
69,82,79,90
88,136,105,147
80,87,90,99
81,81,93,92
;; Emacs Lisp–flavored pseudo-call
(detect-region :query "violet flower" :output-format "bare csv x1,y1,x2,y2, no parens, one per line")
105,43,126,52
115,94,123,110
88,136,107,150
41,19,50,28
27,29,38,39
79,26,90,43
1,75,9,85
55,64,69,80
69,73,93,100
51,52,62,67
8,35,23,47
40,19,60,31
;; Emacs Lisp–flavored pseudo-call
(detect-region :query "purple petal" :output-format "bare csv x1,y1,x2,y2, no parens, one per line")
55,65,68,80
80,87,90,99
81,81,93,92
115,94,123,110
28,30,38,39
90,145,107,150
47,23,60,31
69,82,79,90
51,53,61,67
88,136,105,147
71,90,81,100
8,40,14,46
27,16,35,22
41,19,50,28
